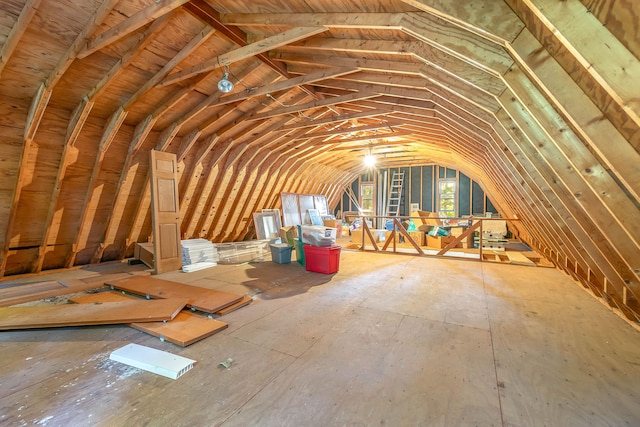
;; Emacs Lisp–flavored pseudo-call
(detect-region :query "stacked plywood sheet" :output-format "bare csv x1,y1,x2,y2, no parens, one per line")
181,239,218,272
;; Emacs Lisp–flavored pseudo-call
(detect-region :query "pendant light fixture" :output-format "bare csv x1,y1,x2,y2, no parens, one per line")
217,64,234,93
364,144,376,168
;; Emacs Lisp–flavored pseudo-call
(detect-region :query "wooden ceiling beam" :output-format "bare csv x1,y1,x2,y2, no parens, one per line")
293,121,404,141
278,38,506,93
78,0,191,59
184,0,247,45
399,0,524,44
160,26,329,87
510,30,640,204
313,79,435,104
328,137,418,151
0,0,42,78
498,98,640,317
221,13,404,29
66,107,128,267
210,67,358,108
279,109,390,132
2,0,120,275
184,0,288,77
246,91,380,121
175,66,356,129
505,0,640,150
124,25,216,110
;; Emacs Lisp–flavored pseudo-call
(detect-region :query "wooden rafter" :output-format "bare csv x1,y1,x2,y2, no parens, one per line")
123,24,216,110
66,107,128,267
184,0,288,76
246,91,380,121
0,0,42,77
78,0,192,59
160,26,330,87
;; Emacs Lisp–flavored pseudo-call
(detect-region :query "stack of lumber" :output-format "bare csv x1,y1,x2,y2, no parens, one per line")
0,276,252,347
181,239,218,272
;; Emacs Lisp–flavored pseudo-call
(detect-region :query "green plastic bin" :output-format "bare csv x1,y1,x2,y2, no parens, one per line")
293,238,305,266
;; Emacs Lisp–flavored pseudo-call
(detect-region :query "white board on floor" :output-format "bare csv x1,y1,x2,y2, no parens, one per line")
110,343,196,379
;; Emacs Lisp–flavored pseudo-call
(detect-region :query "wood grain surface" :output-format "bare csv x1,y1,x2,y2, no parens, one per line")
107,275,242,313
0,298,188,330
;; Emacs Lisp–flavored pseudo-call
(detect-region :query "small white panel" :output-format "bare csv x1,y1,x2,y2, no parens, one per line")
110,343,196,380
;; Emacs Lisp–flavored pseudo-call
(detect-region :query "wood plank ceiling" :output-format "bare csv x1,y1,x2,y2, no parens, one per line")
0,0,638,320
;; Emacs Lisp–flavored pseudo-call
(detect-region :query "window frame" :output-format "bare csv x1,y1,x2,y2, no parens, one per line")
360,182,375,215
437,179,457,217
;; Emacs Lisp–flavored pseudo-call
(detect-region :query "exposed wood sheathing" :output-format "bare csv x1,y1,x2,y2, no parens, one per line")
0,1,638,319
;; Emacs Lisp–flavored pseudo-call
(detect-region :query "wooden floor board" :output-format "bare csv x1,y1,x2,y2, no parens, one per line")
0,252,639,425
505,250,536,266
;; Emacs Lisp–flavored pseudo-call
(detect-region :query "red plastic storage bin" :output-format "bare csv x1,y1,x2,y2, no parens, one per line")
303,245,341,274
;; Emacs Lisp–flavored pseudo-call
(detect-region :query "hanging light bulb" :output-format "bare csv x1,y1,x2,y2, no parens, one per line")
364,154,376,167
218,65,234,93
364,144,376,167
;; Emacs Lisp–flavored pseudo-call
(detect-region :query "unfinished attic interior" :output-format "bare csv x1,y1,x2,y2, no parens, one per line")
1,0,640,424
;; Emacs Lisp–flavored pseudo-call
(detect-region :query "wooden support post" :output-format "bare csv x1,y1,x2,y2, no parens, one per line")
437,220,482,256
394,218,424,255
479,220,483,261
361,219,380,252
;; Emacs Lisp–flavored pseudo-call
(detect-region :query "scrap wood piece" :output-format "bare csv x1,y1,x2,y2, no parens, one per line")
131,311,227,347
106,275,243,313
0,280,63,300
505,251,536,266
215,295,252,316
0,279,101,308
0,271,151,308
0,298,188,331
69,291,138,304
71,291,228,347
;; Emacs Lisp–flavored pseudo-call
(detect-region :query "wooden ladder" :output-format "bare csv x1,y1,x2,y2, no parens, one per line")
385,172,404,217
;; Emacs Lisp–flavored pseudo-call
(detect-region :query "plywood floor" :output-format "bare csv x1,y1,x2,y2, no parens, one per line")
1,250,639,426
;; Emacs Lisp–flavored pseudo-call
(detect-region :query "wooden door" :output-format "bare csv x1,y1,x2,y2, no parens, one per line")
149,150,182,274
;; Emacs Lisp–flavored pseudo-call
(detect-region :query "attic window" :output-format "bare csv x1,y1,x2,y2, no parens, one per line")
438,180,456,217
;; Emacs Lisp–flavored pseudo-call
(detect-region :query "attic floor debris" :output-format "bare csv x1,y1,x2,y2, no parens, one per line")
0,251,639,426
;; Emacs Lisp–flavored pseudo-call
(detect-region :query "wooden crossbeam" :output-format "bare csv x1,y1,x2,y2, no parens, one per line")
124,25,216,110
0,0,41,77
175,66,356,129
160,26,329,87
184,0,288,77
246,91,380,121
78,0,191,59
221,13,405,29
293,121,401,140
279,109,389,132
437,220,481,256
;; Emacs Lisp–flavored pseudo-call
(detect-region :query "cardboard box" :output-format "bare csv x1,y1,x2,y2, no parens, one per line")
426,235,457,249
323,219,342,237
351,229,385,245
385,231,424,246
280,226,297,246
